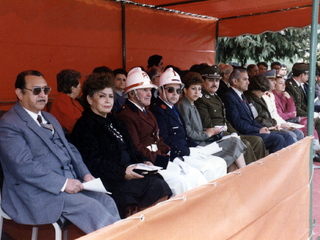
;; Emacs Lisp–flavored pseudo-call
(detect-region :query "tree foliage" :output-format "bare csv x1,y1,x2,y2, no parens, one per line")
218,27,320,66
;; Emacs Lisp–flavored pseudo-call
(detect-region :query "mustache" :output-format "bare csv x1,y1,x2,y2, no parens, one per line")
36,99,46,102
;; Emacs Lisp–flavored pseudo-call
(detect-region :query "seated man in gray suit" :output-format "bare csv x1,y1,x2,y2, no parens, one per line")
0,70,120,234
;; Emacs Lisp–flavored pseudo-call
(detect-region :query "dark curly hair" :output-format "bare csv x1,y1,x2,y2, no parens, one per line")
82,72,115,109
56,69,81,94
248,74,270,92
182,72,204,89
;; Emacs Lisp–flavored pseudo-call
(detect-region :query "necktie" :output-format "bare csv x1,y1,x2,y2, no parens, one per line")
172,106,182,124
143,109,148,115
241,94,247,104
37,115,54,132
300,85,307,101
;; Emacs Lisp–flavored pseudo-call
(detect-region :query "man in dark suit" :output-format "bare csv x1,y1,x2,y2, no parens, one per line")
0,70,120,233
222,68,294,153
112,68,127,113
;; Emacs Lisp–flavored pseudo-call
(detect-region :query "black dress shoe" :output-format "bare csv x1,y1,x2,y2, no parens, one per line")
313,156,320,162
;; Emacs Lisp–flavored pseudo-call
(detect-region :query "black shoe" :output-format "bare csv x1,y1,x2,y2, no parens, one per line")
314,156,320,162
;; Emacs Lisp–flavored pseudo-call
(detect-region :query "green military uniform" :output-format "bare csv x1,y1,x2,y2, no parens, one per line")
285,78,308,117
195,89,267,163
286,77,320,137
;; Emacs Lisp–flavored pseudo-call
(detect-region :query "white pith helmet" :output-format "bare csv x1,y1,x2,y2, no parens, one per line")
158,67,184,88
123,67,157,97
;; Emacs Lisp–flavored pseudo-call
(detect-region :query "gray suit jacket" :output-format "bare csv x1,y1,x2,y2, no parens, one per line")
176,96,209,143
0,102,90,225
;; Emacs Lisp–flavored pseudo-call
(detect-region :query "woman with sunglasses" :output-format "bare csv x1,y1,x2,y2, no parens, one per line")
50,69,84,134
71,72,171,218
176,72,247,172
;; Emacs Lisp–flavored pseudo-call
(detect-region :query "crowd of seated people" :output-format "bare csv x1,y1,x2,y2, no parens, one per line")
175,71,246,172
1,55,319,237
116,67,217,197
70,72,171,218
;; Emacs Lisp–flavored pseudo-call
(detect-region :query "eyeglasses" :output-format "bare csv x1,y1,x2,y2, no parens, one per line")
164,87,182,94
24,86,51,95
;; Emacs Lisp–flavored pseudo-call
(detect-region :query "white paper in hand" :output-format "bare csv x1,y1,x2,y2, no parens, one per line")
83,178,111,194
286,122,304,128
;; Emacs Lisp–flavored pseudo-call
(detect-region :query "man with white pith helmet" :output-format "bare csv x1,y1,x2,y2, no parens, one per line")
149,68,227,183
117,67,208,196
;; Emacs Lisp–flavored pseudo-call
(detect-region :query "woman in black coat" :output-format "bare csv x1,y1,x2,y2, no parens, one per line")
71,72,171,218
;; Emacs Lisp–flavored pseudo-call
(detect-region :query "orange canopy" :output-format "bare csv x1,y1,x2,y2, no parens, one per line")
0,0,318,108
134,0,318,37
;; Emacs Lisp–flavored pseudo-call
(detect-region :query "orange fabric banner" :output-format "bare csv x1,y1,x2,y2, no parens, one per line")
0,0,122,110
125,4,216,71
0,0,217,110
78,137,311,240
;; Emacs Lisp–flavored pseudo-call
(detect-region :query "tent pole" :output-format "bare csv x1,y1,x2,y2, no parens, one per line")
122,2,126,70
308,0,319,238
215,20,219,64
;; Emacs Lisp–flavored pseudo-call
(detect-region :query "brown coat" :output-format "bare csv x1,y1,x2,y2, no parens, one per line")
116,100,170,168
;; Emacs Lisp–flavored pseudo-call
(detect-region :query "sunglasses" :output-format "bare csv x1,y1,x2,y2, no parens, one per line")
164,87,182,94
24,86,51,95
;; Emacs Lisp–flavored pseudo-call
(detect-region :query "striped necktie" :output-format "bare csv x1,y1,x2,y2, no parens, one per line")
37,115,54,132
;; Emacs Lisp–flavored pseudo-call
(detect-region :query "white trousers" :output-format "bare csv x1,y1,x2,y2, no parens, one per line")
159,161,207,197
183,155,227,182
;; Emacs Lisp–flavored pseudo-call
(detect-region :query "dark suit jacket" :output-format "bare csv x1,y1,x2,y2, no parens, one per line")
216,80,229,99
116,100,170,168
222,88,263,134
112,92,126,113
301,82,320,112
0,102,90,225
285,78,308,117
149,98,197,157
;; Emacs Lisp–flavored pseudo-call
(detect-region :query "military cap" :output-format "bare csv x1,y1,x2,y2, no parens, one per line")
292,63,309,76
199,65,221,79
264,69,276,79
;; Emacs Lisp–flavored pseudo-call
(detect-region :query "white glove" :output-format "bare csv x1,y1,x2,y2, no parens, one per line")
173,157,190,174
231,132,239,137
189,147,200,157
314,112,320,119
